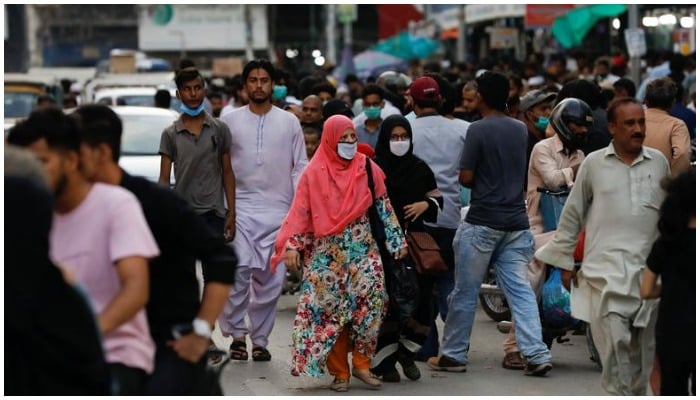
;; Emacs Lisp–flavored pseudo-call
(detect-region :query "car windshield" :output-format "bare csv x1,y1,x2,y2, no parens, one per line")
4,92,39,118
121,113,173,155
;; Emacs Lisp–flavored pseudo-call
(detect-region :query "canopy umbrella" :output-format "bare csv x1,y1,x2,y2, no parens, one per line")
552,4,627,49
348,49,408,80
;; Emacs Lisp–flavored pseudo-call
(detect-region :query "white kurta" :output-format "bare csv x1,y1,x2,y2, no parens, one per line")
221,105,308,270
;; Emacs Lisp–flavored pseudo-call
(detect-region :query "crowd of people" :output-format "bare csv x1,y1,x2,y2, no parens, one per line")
6,49,695,396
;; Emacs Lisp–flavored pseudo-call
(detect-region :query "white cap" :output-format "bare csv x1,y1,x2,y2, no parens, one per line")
527,76,545,87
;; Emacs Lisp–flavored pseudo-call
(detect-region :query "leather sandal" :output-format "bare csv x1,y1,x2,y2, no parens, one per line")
330,377,349,392
502,352,526,370
252,346,272,362
229,340,248,361
351,368,382,388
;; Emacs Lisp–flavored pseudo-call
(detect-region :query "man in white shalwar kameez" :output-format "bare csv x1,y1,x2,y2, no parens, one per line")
535,98,670,395
219,59,308,361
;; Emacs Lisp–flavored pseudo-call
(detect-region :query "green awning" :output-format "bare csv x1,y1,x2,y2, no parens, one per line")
372,31,440,60
552,4,627,49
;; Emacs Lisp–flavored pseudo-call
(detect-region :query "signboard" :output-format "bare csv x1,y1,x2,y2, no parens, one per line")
431,5,463,30
465,4,525,25
337,4,357,23
138,5,268,51
624,28,646,58
675,29,695,56
488,27,518,49
212,57,244,77
525,4,574,29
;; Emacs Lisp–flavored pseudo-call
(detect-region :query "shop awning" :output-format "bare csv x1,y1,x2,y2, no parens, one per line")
372,31,440,60
551,4,627,49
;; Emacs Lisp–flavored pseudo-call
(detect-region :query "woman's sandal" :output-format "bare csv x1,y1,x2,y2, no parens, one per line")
330,377,349,392
229,340,248,361
251,346,272,362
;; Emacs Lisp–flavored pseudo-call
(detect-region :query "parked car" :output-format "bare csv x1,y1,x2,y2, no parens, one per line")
114,106,178,186
94,86,181,111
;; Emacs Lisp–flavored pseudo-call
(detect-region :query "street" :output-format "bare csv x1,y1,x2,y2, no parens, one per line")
213,293,607,396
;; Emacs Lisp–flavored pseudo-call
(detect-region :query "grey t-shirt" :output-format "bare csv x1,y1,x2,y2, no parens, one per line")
460,115,529,231
354,120,382,149
159,112,232,217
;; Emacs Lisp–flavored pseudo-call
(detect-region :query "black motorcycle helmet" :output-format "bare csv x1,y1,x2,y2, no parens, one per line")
550,98,594,150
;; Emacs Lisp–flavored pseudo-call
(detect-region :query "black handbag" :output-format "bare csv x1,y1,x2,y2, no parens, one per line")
386,257,419,323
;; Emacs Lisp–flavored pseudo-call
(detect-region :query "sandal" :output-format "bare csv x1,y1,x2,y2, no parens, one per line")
502,352,526,370
351,368,382,388
330,377,349,392
229,340,248,361
252,346,272,362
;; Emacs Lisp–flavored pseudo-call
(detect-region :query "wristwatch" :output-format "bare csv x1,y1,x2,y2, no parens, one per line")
192,318,212,339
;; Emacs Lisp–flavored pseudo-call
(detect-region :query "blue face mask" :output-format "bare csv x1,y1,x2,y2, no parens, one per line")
180,102,205,117
364,106,381,120
272,85,287,101
534,116,549,131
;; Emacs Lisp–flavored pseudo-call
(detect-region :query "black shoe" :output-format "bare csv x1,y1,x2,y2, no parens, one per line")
524,361,552,377
380,368,401,382
397,350,421,380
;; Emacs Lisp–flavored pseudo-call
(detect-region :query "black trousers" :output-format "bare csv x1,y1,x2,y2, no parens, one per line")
109,363,148,395
659,352,695,396
145,342,213,395
199,210,226,271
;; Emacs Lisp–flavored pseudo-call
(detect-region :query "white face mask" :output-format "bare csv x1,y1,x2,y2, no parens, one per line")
389,140,411,156
337,141,358,160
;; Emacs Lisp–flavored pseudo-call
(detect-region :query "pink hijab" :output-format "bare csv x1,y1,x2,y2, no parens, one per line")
270,115,387,269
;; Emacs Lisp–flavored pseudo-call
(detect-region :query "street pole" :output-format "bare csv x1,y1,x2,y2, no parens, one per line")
326,4,337,67
243,4,254,62
628,4,641,88
456,5,466,63
343,19,352,48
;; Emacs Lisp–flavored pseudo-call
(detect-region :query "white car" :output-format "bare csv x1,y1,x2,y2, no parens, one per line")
95,87,181,111
115,106,178,185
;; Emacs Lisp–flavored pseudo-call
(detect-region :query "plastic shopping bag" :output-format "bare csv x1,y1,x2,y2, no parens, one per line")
542,268,579,330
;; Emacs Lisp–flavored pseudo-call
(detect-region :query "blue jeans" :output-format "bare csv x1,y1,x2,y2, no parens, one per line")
441,222,551,365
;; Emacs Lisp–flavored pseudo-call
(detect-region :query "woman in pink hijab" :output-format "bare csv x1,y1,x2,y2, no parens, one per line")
271,115,407,392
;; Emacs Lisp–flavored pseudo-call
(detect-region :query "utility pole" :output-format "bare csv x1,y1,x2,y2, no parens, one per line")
326,4,336,66
628,4,641,88
343,18,352,48
243,4,254,62
456,5,466,63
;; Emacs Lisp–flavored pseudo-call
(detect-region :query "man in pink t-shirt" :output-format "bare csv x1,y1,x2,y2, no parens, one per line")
7,108,160,395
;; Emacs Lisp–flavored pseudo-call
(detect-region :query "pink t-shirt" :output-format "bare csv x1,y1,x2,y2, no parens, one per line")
50,183,159,373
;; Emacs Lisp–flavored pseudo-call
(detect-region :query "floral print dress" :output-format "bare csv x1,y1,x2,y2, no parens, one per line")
286,194,405,377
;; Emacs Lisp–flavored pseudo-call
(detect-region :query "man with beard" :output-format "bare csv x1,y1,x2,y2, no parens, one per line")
73,105,237,395
219,59,308,362
7,108,159,395
536,98,670,394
